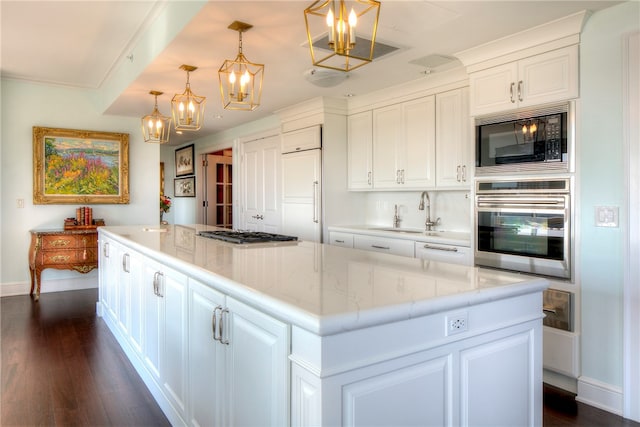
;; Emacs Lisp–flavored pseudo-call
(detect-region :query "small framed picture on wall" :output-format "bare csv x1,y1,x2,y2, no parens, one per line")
174,176,195,197
175,144,194,177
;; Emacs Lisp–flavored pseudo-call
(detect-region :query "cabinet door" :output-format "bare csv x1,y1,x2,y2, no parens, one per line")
282,125,321,153
461,330,540,426
117,246,145,351
143,262,163,383
125,251,144,354
188,279,226,427
469,62,517,116
347,111,373,190
402,96,436,188
161,266,188,417
99,237,118,322
518,45,578,108
436,87,471,188
373,104,402,188
225,297,289,427
242,135,281,232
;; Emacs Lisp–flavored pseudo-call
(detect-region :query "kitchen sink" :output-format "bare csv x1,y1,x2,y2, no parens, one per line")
371,228,424,234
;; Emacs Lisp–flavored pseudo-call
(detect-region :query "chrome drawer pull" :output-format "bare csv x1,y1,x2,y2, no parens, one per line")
371,245,390,250
423,244,458,252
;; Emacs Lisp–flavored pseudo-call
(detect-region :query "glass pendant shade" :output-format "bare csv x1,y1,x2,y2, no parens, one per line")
171,65,206,131
141,91,171,144
218,21,264,111
304,0,380,72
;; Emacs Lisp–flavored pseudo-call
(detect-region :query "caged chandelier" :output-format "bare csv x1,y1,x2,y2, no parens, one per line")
304,0,380,72
141,91,171,144
218,21,264,111
172,64,206,131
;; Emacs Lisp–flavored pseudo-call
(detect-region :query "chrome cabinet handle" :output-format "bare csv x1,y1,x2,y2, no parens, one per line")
401,169,405,184
518,80,523,102
367,171,372,186
510,82,516,103
371,245,390,250
212,306,222,342
335,239,345,243
252,214,264,220
462,165,467,182
457,165,461,182
220,308,229,345
423,244,458,252
153,271,164,297
122,253,130,273
152,272,158,296
103,242,109,257
313,181,319,223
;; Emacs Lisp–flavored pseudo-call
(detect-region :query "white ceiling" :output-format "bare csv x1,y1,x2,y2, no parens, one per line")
1,1,622,146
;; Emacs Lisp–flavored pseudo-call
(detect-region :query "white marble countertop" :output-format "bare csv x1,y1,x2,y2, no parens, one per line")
99,225,547,336
328,225,471,247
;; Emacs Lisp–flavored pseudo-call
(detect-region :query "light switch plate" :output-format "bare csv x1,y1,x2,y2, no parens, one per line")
595,206,619,227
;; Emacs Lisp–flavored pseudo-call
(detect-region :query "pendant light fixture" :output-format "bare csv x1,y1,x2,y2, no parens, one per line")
141,91,171,144
304,0,380,72
171,64,206,131
218,21,264,111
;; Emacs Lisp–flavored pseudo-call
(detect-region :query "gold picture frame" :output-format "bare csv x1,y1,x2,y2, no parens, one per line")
33,126,130,204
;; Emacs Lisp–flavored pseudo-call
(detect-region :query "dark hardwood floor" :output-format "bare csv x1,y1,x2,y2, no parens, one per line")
1,288,639,427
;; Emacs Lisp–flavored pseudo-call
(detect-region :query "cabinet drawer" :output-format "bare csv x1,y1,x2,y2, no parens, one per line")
41,233,97,249
354,235,414,257
329,232,354,248
414,242,471,266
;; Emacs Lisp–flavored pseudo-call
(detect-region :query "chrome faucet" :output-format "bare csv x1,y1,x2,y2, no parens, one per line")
393,204,401,228
419,191,441,231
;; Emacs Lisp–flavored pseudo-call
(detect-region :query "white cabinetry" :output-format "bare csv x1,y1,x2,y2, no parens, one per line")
119,248,144,354
415,241,472,266
225,296,289,427
143,260,188,419
353,234,415,257
436,87,471,188
469,45,578,116
291,293,542,427
187,278,289,427
347,111,373,190
328,231,354,248
187,279,225,427
372,96,435,189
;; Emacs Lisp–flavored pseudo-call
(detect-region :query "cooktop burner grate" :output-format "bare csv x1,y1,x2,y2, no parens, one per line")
197,230,298,244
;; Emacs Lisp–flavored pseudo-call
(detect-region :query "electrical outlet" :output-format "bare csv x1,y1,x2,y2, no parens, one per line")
446,313,468,336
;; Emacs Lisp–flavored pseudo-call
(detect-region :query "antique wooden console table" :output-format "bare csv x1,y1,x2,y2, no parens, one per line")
28,228,99,300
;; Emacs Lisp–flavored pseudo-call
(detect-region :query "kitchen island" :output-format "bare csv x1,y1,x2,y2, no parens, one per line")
97,224,548,427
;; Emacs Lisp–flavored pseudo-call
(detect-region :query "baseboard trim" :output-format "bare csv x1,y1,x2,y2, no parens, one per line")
577,376,623,416
0,277,98,297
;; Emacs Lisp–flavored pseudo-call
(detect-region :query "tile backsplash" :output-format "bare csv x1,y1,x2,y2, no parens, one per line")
362,190,472,233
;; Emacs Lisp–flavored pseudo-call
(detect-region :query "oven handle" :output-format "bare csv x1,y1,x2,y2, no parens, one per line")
477,196,566,205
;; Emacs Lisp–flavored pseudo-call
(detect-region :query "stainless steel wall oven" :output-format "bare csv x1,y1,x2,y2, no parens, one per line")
475,178,571,279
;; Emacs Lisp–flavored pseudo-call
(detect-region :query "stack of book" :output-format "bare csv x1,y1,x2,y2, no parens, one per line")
63,207,105,229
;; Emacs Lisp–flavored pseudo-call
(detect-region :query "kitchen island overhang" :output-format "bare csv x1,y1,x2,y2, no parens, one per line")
98,224,548,427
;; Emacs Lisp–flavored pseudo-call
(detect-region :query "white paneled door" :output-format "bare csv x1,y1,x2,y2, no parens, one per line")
241,135,281,233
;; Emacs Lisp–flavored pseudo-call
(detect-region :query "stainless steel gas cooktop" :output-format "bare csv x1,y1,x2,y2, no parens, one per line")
197,230,298,244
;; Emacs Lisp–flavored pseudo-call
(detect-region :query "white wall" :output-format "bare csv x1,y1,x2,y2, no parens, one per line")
577,0,640,411
0,79,159,295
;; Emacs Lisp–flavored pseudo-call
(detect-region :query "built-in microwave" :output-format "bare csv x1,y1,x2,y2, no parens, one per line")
475,103,574,175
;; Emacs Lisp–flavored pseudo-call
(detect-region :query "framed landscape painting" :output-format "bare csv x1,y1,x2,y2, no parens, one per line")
33,126,130,204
